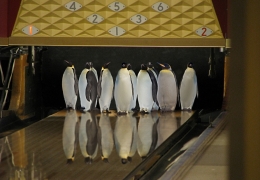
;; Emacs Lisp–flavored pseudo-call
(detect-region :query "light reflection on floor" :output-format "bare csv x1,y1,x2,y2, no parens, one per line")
0,110,193,180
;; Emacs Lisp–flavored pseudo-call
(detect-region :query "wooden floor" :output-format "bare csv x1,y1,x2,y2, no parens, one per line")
0,110,193,180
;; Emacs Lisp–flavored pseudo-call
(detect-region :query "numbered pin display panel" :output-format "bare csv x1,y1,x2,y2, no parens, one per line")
13,0,223,39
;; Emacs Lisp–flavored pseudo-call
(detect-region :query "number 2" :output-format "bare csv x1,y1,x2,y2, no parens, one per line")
202,27,207,36
92,15,98,23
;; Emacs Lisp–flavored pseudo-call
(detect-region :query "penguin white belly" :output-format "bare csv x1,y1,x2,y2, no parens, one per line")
156,113,177,148
62,68,77,109
129,70,137,110
114,69,132,112
62,110,78,161
157,70,178,111
114,115,133,160
78,69,91,111
99,70,114,112
137,114,157,158
99,114,114,159
137,71,154,112
79,112,98,161
180,69,197,110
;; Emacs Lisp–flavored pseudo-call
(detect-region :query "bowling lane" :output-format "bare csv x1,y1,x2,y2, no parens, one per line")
0,110,194,180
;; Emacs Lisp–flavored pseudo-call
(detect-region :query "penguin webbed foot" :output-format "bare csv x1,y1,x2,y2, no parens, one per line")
121,158,128,164
102,158,109,163
85,157,93,164
66,159,73,164
141,156,147,160
117,111,127,116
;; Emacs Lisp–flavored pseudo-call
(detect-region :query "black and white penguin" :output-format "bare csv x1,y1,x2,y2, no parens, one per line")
127,63,138,111
114,63,133,114
147,62,159,111
157,62,178,112
79,112,99,164
98,113,114,163
179,62,198,110
114,114,136,164
137,64,158,113
97,62,114,113
62,110,79,164
78,62,98,112
62,60,78,110
137,113,158,159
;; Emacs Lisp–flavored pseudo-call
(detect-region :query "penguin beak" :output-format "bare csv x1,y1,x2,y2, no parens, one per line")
157,62,165,68
64,60,72,67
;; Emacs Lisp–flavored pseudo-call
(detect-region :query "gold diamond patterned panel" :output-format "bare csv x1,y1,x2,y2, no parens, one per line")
11,0,223,39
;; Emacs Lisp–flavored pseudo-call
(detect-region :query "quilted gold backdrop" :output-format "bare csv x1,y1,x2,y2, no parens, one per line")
10,0,225,46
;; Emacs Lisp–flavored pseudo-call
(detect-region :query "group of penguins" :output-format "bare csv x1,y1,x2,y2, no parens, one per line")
62,61,198,113
63,109,195,164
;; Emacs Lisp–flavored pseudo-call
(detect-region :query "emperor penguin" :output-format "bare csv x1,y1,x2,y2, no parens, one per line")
62,110,79,164
137,113,158,159
156,112,178,148
179,62,198,110
157,63,178,112
137,64,158,113
79,112,99,164
147,62,159,111
127,63,138,111
78,62,98,112
98,113,114,163
62,60,78,110
114,114,136,164
97,62,114,113
114,63,133,114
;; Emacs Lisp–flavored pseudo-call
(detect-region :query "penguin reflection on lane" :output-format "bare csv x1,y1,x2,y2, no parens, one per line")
62,60,78,110
98,113,114,163
114,63,133,114
137,113,158,159
127,63,138,112
97,62,114,113
147,62,159,111
156,112,178,148
114,113,137,164
137,64,158,113
79,112,99,164
179,62,198,110
78,62,98,112
157,63,178,112
62,110,79,164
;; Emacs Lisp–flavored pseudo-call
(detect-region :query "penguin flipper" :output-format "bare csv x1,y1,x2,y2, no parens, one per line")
195,74,199,98
148,120,159,155
147,69,158,103
129,73,134,100
97,70,103,99
73,68,78,96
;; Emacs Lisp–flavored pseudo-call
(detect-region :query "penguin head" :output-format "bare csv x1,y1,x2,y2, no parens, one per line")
157,62,171,70
102,62,111,69
85,62,91,69
127,63,132,70
141,64,147,70
64,60,73,67
121,62,127,68
121,158,128,164
187,62,193,68
147,62,154,68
